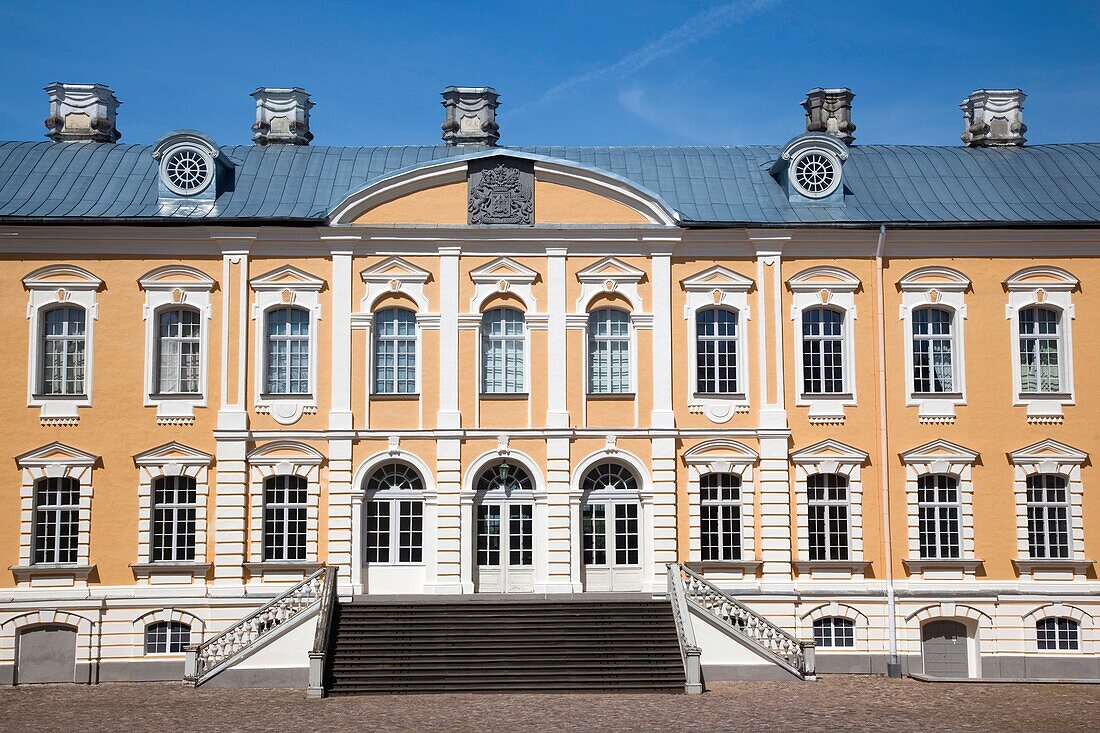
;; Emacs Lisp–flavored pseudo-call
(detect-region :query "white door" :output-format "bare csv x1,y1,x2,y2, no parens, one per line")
581,499,642,592
475,500,535,592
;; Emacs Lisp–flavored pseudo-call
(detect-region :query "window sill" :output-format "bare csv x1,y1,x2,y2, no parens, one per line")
903,558,983,577
1013,558,1092,579
693,393,747,401
32,393,89,401
259,394,314,401
149,393,203,400
685,560,761,573
800,392,853,401
794,560,870,578
10,563,96,584
243,561,323,580
370,392,420,401
480,392,529,400
587,392,636,400
130,561,211,581
365,562,426,567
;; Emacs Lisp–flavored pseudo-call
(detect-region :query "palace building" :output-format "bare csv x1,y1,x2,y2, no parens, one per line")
0,83,1097,690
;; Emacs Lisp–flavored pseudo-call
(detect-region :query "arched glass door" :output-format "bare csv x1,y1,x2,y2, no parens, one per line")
474,461,535,593
580,462,643,592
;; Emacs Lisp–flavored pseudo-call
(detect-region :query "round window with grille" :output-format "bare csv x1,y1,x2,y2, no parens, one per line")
791,150,841,198
161,146,213,196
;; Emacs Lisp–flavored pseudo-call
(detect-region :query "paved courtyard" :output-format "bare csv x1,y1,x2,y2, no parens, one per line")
1,676,1096,732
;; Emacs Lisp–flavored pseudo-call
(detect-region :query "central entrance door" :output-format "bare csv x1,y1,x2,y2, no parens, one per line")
921,620,969,678
580,461,643,592
474,460,536,593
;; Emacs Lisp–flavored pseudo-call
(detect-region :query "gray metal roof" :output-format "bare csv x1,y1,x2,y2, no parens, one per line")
1,140,1100,225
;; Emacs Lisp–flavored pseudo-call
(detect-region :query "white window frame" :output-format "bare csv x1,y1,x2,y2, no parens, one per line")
372,306,420,395
131,442,212,584
578,462,643,568
684,439,758,577
900,440,981,580
788,267,860,424
480,307,528,395
131,609,204,658
1004,267,1078,424
898,267,970,424
139,266,215,425
250,266,324,426
143,619,193,655
1008,440,1089,580
12,442,97,586
23,265,102,425
791,439,868,579
1023,604,1094,655
363,462,426,565
246,441,323,583
585,307,634,395
682,266,753,423
799,602,867,652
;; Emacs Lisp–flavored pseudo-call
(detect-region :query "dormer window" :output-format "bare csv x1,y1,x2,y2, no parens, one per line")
773,133,849,203
162,147,213,196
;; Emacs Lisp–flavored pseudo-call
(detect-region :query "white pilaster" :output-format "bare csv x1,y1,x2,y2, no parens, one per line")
328,248,354,430
544,437,578,592
437,246,461,429
327,439,354,590
212,439,248,588
650,251,675,429
649,436,678,592
426,439,467,593
546,247,570,428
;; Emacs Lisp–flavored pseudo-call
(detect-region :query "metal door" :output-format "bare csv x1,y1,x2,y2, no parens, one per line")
17,625,77,684
921,620,969,678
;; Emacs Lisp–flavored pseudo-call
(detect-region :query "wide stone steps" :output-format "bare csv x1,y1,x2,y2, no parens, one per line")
325,598,686,695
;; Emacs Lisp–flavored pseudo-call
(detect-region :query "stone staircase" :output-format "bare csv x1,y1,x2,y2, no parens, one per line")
324,597,686,695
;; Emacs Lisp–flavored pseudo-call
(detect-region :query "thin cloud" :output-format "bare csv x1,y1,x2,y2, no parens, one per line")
514,0,780,113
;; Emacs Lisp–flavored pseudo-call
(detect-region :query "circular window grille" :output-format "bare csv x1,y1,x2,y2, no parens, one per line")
477,461,533,494
792,151,839,198
366,463,424,494
162,147,212,195
580,463,639,494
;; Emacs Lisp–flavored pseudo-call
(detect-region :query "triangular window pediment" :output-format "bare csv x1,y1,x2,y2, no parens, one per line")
900,439,979,465
133,442,213,467
576,256,645,284
250,265,326,292
791,439,868,465
16,442,98,468
682,265,753,293
469,257,538,285
360,256,431,285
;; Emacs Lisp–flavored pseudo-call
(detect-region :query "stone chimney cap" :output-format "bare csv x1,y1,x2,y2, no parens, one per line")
44,82,121,143
441,86,501,146
801,88,856,145
251,87,314,146
961,89,1026,147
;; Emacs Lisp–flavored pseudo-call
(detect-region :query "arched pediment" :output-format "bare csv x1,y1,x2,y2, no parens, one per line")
1004,265,1078,292
327,150,679,226
22,264,103,291
898,266,970,292
247,440,325,465
788,266,861,293
138,265,215,292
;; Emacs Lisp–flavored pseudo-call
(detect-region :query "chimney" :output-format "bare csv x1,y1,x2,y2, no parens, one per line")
441,86,500,146
44,83,121,143
802,88,856,145
251,87,314,145
961,89,1026,147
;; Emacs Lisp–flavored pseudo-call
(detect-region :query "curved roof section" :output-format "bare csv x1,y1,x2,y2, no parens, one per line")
1,140,1099,225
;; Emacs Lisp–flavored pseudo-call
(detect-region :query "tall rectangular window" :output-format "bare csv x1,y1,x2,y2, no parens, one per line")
263,475,307,561
374,307,417,394
156,308,201,394
1026,474,1070,559
588,308,631,394
508,504,534,566
807,474,850,561
801,307,844,394
917,474,961,559
151,475,197,562
365,499,391,563
33,477,80,564
696,308,739,394
40,306,86,396
614,503,639,565
265,307,310,395
912,307,955,394
482,308,525,394
582,503,606,565
1019,307,1062,393
700,473,741,561
476,504,501,567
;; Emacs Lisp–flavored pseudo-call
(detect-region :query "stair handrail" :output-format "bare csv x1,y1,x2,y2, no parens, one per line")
666,563,704,694
677,563,815,678
184,565,329,686
306,565,339,698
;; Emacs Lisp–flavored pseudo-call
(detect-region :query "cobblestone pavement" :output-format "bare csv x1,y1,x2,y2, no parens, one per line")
1,676,1096,733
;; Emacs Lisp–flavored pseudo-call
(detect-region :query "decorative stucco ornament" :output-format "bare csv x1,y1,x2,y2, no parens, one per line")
468,158,534,225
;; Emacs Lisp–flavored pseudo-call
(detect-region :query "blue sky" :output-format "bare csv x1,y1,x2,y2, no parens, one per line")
0,1,1097,147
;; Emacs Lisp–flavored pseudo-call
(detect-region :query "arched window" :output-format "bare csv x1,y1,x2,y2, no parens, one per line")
1026,474,1070,559
145,620,191,654
475,461,535,568
912,307,955,394
1019,306,1062,393
813,617,855,648
263,475,308,561
917,475,960,559
33,477,80,565
580,463,640,566
374,307,417,394
1036,617,1079,651
801,307,844,395
588,308,631,394
151,476,197,562
40,305,86,395
481,308,525,394
364,463,424,564
695,308,738,395
700,473,741,561
807,474,850,561
265,307,310,395
155,307,201,394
